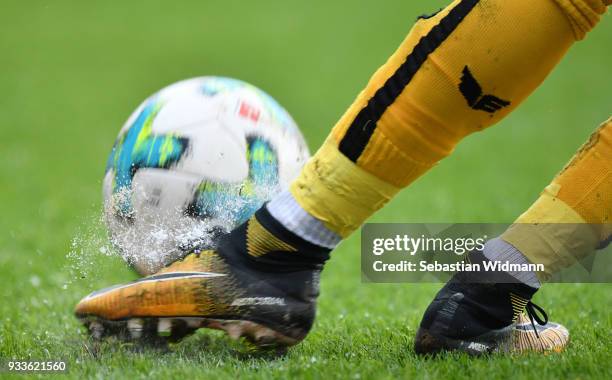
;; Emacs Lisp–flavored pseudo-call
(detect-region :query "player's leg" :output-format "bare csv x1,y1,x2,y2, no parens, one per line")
287,0,608,241
502,118,612,278
415,117,611,355
74,0,609,347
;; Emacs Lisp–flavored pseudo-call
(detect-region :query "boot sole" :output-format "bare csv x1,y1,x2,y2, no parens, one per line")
78,315,298,349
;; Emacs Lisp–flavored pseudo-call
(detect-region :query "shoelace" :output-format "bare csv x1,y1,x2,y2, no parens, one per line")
525,301,548,338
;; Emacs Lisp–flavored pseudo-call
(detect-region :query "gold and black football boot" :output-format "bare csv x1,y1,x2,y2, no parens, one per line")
74,206,330,349
414,251,569,355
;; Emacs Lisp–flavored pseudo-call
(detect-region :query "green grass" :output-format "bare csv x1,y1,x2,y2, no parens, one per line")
1,1,611,379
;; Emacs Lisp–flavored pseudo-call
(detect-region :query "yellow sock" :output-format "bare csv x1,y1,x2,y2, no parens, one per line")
291,0,609,238
503,117,612,279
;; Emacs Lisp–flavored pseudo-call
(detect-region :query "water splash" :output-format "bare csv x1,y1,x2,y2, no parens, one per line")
66,180,280,281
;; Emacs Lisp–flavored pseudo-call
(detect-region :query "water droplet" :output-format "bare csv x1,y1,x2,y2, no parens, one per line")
29,275,41,287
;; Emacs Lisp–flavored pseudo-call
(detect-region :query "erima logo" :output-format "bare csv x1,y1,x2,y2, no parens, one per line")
231,297,286,306
459,66,510,114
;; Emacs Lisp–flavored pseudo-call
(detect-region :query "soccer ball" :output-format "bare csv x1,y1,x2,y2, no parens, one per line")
103,77,310,275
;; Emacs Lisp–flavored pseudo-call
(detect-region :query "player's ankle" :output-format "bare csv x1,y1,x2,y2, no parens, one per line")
482,237,541,288
266,190,341,249
219,205,332,270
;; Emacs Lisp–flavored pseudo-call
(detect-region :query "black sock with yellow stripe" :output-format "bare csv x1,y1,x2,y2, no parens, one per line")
218,205,331,270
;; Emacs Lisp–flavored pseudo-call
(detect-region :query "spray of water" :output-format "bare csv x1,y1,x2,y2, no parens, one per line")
66,181,280,282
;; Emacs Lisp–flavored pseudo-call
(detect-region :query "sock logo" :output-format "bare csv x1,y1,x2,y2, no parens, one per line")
459,66,510,114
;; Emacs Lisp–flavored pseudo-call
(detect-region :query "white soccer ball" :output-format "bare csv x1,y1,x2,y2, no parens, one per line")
103,77,309,275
